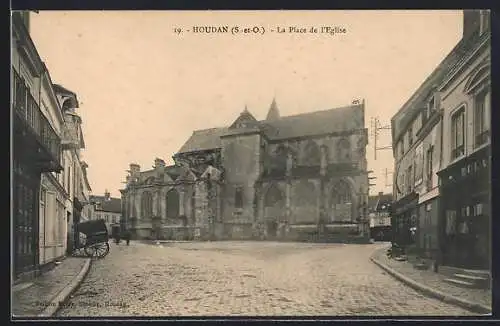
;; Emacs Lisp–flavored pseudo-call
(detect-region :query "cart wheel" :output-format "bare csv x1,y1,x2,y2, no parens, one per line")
84,242,110,259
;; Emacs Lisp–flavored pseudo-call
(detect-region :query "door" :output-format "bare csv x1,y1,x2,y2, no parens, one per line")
13,160,40,278
267,220,278,237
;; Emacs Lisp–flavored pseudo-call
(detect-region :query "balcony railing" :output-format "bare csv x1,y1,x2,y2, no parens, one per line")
13,68,62,170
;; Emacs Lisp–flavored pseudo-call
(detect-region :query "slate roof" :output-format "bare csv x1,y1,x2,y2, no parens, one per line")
177,128,229,153
177,103,364,154
368,193,393,213
90,196,121,213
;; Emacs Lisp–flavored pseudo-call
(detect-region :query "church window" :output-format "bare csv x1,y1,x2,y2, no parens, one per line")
141,191,153,218
264,184,285,208
166,189,180,218
295,181,316,206
331,180,353,222
337,138,351,162
302,140,321,166
234,186,244,209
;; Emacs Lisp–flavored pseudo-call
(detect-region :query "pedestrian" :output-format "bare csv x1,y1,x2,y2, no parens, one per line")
124,229,131,246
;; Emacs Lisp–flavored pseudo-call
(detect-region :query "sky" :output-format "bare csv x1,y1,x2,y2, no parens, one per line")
29,10,463,198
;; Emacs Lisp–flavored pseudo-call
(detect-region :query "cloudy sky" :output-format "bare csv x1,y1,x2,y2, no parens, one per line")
29,10,462,198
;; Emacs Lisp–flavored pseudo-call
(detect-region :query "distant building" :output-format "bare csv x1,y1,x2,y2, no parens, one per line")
368,192,392,241
121,99,370,242
90,191,122,236
391,10,490,269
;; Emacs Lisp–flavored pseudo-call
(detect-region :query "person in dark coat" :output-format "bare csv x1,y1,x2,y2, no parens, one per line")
124,229,131,245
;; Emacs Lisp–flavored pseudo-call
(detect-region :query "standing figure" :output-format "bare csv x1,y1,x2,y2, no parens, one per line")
124,229,131,246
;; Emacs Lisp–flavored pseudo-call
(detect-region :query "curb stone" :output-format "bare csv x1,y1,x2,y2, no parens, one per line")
370,251,491,315
37,258,92,318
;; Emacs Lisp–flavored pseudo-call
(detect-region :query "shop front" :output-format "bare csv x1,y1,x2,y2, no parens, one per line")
438,145,491,270
391,192,419,248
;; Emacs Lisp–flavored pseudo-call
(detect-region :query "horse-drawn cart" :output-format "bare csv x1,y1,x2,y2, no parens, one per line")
73,219,110,259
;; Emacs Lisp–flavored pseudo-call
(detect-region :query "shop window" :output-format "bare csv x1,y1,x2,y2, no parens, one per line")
474,203,484,216
445,210,457,235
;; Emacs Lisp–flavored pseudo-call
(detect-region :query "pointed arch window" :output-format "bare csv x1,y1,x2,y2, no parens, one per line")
302,141,321,166
166,189,180,218
331,180,353,222
264,184,285,208
295,180,316,206
234,186,244,209
337,138,351,163
141,191,153,218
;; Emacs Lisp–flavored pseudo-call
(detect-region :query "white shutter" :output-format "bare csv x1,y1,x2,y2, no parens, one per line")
46,191,57,245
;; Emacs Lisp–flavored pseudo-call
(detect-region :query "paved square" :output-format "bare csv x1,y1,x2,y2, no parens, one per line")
57,241,475,316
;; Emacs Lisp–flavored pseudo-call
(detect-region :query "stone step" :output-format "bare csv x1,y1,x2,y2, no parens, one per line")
444,278,476,288
454,273,489,282
461,269,491,278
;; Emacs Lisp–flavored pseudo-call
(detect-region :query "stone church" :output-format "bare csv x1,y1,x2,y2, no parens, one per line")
120,99,370,241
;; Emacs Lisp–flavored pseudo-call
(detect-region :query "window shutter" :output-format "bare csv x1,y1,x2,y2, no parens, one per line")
46,191,57,245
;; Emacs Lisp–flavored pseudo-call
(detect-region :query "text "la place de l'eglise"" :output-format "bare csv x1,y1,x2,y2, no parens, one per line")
190,25,346,35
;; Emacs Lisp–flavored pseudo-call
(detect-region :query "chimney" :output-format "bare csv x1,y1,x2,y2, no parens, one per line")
463,10,481,40
154,158,166,168
129,163,140,175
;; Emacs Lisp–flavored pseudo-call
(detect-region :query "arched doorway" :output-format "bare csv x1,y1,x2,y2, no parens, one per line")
330,180,354,223
264,184,285,237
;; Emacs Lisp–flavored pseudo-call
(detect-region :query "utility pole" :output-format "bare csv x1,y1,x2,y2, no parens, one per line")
371,117,392,160
384,168,394,187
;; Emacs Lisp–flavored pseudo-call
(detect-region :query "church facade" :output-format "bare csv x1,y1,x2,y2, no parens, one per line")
120,99,370,241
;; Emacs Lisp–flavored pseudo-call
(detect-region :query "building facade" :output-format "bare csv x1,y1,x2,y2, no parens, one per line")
12,11,64,280
391,10,490,268
121,100,370,241
437,10,491,269
89,191,122,236
38,71,69,267
368,192,392,241
52,84,89,254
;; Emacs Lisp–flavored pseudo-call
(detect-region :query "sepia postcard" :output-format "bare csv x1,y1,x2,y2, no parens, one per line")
11,9,492,319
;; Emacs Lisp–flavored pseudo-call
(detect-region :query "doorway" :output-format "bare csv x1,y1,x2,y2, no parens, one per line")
13,161,40,278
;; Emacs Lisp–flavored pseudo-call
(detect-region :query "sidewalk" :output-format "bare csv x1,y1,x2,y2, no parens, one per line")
11,257,91,318
370,246,492,315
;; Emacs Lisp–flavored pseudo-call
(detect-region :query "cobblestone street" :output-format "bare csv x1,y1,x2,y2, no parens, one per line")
57,241,475,317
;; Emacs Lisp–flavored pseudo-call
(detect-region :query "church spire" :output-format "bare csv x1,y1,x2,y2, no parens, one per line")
266,97,280,121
